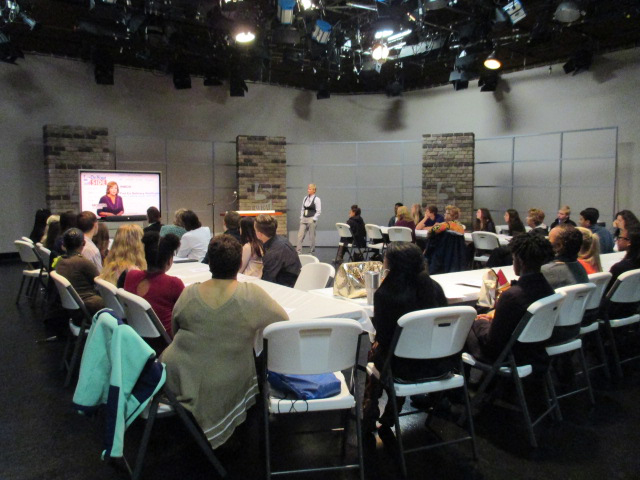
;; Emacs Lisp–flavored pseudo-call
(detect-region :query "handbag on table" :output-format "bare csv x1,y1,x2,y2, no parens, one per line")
333,261,383,299
477,268,510,310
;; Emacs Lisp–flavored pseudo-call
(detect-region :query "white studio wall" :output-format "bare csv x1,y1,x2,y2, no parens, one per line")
1,48,639,253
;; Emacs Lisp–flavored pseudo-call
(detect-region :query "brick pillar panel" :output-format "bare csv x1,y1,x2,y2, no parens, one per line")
422,133,475,229
236,136,287,236
43,125,114,213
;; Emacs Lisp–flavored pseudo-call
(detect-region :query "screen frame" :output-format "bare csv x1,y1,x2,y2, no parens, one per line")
78,169,162,222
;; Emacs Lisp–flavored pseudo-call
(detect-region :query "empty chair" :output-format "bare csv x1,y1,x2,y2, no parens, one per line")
365,224,386,259
471,231,501,266
116,288,172,348
335,222,364,262
49,270,93,387
599,269,640,377
14,239,43,304
262,318,364,480
463,292,565,448
293,262,335,291
298,254,320,267
580,272,613,379
94,277,126,319
366,306,478,477
388,226,413,243
546,283,597,406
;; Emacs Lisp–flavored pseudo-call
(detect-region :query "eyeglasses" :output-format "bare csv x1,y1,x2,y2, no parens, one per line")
617,236,630,241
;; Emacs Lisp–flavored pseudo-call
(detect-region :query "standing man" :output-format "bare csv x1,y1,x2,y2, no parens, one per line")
296,183,321,254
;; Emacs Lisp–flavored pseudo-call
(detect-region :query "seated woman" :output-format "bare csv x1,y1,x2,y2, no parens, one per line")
160,208,188,239
29,208,51,244
527,208,549,236
239,217,264,277
503,209,526,236
335,204,366,264
430,205,465,235
473,208,496,233
175,210,211,262
363,242,451,431
161,235,288,449
576,227,602,274
612,210,640,240
605,228,640,320
92,222,110,261
99,224,146,287
124,232,184,341
54,228,105,316
466,233,555,371
393,205,416,242
410,203,424,226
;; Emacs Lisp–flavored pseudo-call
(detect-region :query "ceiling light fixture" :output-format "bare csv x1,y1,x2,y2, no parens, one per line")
371,43,389,61
312,19,331,44
483,51,502,70
235,29,255,43
346,2,378,11
387,29,412,43
503,0,526,24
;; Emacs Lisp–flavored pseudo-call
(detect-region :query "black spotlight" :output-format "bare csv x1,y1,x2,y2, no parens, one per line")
93,48,114,85
173,65,191,89
316,83,330,100
449,70,470,91
563,50,592,75
230,75,248,97
0,32,24,64
386,80,403,97
478,73,499,92
203,74,223,86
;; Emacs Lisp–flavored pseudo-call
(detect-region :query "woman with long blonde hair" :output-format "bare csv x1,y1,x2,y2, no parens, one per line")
576,227,602,274
99,224,146,286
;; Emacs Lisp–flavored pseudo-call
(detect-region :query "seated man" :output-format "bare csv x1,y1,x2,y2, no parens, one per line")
223,210,242,243
527,208,548,236
77,211,102,273
143,206,163,233
388,202,404,227
605,228,640,320
415,205,445,230
579,207,614,254
255,214,301,288
466,233,555,372
549,205,577,230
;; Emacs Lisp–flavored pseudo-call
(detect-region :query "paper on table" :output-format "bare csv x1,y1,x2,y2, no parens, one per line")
456,278,483,288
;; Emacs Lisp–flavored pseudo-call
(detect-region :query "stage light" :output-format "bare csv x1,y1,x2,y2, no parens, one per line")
554,2,582,23
230,74,248,96
312,19,331,44
299,0,316,10
373,19,395,40
449,70,470,90
19,13,36,30
278,0,295,25
386,80,402,97
425,0,448,10
203,74,223,86
372,43,389,61
454,50,475,71
387,29,412,43
483,51,501,70
316,83,330,99
235,29,255,43
173,62,191,89
563,50,592,75
479,73,499,92
503,0,526,24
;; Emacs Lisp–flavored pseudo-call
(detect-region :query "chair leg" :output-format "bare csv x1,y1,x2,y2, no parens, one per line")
511,368,537,448
64,331,84,388
132,398,159,480
591,328,611,379
387,387,407,478
263,389,272,480
16,275,27,304
544,370,562,422
578,347,596,405
353,369,365,480
460,362,478,460
604,322,624,377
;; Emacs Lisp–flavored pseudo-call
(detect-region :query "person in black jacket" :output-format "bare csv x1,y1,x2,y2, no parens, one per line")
334,205,366,264
362,242,451,431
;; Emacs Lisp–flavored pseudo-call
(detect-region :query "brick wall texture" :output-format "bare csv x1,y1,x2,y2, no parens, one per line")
422,133,475,229
43,125,114,213
236,136,287,236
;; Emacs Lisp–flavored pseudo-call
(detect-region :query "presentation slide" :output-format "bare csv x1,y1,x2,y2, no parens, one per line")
79,170,161,217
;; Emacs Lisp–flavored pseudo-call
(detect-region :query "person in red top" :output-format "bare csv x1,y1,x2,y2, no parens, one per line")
124,232,184,340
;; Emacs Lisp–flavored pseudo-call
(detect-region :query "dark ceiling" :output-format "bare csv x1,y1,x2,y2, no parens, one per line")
2,0,640,95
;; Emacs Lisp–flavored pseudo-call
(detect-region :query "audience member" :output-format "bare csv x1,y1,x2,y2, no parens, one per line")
77,211,102,272
527,208,548,236
363,242,450,432
503,209,526,236
223,211,242,243
466,233,555,371
410,203,424,226
44,220,61,252
605,228,640,321
53,210,77,255
160,208,188,239
124,232,184,341
29,208,51,244
579,207,614,254
388,202,404,227
542,225,589,289
254,214,301,287
335,204,366,264
430,205,465,235
100,224,146,287
549,205,577,229
92,222,110,261
394,205,416,242
612,210,640,239
576,227,602,274
473,208,497,233
239,217,264,278
144,206,163,233
41,214,60,244
176,210,211,261
416,205,444,230
161,235,287,449
54,228,105,316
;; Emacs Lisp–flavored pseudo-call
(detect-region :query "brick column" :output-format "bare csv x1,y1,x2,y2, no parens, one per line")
43,125,113,213
236,136,287,236
422,133,475,229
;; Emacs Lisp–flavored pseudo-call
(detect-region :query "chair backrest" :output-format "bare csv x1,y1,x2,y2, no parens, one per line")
50,270,84,313
21,236,34,244
607,269,640,304
298,254,320,267
263,319,363,375
294,262,335,291
388,226,412,242
116,288,171,344
394,306,476,360
471,231,500,251
94,277,126,318
335,223,352,238
15,240,40,265
585,272,612,310
36,244,52,272
517,292,565,343
365,224,384,242
554,283,597,327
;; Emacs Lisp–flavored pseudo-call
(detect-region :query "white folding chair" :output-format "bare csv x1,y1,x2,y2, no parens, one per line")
14,239,44,304
116,288,172,347
293,262,335,291
471,231,500,266
365,224,386,260
463,292,565,448
262,319,364,480
388,226,413,243
298,254,320,267
580,272,613,379
94,277,126,319
49,270,93,387
546,283,597,406
599,269,640,377
335,222,364,262
367,306,478,477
